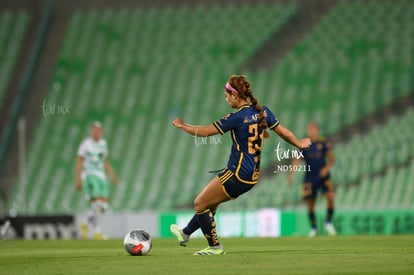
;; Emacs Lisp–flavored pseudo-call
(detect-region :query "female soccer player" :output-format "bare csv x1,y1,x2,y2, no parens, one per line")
170,75,311,255
75,122,119,240
287,122,336,237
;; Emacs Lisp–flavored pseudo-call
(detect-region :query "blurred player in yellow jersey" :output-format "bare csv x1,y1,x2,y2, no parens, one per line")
75,122,119,240
288,122,336,237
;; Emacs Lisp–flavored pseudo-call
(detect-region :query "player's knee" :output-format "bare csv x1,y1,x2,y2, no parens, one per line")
193,198,206,212
91,199,108,214
307,200,315,210
326,191,335,200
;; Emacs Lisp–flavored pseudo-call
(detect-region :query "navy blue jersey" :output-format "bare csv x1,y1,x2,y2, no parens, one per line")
213,105,279,184
302,138,331,178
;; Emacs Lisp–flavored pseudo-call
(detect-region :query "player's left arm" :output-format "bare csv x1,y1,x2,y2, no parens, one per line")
172,118,219,137
320,146,335,177
273,124,311,150
104,158,119,185
263,106,310,148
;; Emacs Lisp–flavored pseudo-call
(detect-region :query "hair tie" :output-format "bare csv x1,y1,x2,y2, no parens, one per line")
225,82,239,94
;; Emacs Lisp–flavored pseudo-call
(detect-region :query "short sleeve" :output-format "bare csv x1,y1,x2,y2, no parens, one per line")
263,106,280,130
77,140,87,157
213,112,240,135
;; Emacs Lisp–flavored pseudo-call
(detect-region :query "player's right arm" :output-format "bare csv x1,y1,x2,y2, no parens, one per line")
273,124,311,150
263,106,311,149
172,118,219,137
76,156,84,190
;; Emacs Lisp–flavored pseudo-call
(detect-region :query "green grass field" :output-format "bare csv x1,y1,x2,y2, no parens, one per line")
1,236,414,274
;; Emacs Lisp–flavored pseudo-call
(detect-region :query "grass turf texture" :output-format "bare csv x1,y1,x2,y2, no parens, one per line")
1,236,414,274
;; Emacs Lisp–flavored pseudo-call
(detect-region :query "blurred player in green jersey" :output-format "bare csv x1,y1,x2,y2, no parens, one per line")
76,122,119,240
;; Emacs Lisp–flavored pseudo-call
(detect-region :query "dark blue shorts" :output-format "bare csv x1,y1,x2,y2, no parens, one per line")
218,169,255,199
303,174,333,200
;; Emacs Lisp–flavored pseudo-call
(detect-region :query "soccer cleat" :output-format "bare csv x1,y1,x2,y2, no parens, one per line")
308,228,317,237
79,223,88,239
170,224,189,247
193,245,225,256
93,233,108,240
325,223,337,236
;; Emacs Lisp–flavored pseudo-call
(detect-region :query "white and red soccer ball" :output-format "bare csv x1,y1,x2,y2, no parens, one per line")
123,229,152,256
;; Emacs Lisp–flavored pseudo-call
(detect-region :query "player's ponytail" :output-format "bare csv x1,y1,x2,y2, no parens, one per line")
227,75,268,129
249,97,267,130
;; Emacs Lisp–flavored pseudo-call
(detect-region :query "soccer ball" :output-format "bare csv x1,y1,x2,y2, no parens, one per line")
123,229,152,256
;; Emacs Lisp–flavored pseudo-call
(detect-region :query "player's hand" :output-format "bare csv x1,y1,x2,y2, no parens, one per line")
319,166,329,177
298,138,311,150
172,118,184,128
76,179,82,190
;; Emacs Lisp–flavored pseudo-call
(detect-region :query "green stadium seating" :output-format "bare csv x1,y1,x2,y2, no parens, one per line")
250,0,414,142
7,0,414,214
331,108,414,185
221,105,414,211
335,161,414,211
0,10,30,110
228,0,414,211
8,3,298,214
